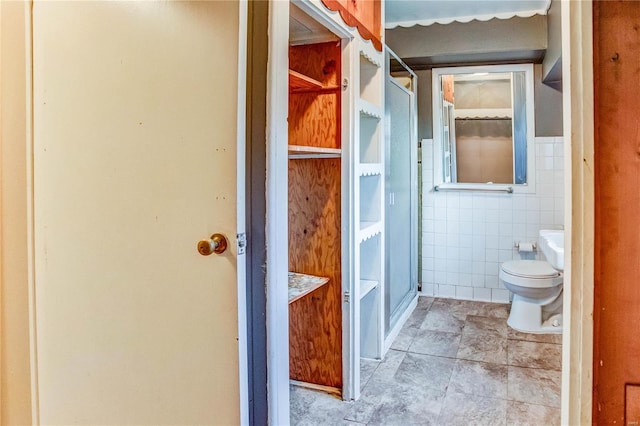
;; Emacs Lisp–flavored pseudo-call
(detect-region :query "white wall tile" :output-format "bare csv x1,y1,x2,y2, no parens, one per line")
471,274,485,287
460,247,473,260
486,222,500,236
486,249,499,262
473,287,492,302
439,284,456,298
456,286,474,300
459,260,473,274
486,209,501,223
459,194,473,209
499,235,514,250
424,219,435,232
499,249,514,262
472,221,486,236
421,137,564,304
446,247,459,260
459,235,473,249
499,223,513,237
424,245,435,258
486,235,499,249
421,283,436,296
459,274,472,286
422,270,434,284
424,258,435,270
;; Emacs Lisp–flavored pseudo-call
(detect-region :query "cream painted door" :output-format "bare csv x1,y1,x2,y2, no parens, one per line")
32,2,246,424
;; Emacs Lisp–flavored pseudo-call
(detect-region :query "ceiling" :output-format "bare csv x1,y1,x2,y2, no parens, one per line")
385,0,551,28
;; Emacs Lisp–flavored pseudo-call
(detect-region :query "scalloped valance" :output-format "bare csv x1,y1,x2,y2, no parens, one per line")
385,0,551,29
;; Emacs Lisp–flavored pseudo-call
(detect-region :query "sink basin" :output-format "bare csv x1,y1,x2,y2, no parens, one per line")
539,230,564,271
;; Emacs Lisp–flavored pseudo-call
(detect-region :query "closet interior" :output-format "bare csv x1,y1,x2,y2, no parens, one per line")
286,2,387,400
288,5,344,395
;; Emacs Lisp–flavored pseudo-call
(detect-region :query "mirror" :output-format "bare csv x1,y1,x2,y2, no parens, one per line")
432,64,535,192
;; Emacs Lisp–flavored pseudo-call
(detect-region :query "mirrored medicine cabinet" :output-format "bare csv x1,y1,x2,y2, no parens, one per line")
432,64,536,193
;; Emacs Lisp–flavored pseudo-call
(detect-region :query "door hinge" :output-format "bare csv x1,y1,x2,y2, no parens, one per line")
343,290,350,303
237,232,247,255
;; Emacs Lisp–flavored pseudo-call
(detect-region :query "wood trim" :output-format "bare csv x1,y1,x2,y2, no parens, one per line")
0,2,4,420
0,1,36,423
265,1,292,424
245,1,270,423
560,1,594,424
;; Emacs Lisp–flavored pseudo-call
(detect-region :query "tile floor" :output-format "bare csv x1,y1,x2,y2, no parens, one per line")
290,297,562,425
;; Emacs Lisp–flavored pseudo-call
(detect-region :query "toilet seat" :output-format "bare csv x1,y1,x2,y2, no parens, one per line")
500,260,563,288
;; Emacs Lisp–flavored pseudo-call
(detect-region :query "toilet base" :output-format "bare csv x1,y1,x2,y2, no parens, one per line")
507,294,563,334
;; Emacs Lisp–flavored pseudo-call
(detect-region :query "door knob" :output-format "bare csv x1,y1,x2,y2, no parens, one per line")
197,233,228,256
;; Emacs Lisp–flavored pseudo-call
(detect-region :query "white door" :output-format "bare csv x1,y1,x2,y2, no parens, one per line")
32,2,247,424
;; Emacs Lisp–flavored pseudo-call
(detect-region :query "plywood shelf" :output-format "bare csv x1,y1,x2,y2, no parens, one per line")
288,272,330,304
289,70,339,93
360,280,378,299
288,145,341,159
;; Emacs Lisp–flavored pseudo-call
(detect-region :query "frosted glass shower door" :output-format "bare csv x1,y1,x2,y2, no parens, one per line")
385,73,418,334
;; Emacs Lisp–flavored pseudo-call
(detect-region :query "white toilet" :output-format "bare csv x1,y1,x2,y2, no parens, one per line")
499,230,564,334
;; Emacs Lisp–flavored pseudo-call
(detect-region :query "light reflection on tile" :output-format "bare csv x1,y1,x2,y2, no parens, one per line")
448,359,508,399
508,340,562,371
457,332,508,364
408,329,461,358
508,366,562,408
437,392,507,426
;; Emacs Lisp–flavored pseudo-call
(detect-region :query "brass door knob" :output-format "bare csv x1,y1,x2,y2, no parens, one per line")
197,233,228,256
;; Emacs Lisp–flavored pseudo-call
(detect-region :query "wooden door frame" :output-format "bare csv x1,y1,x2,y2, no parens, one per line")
265,1,598,424
0,1,37,423
561,0,595,424
265,1,359,422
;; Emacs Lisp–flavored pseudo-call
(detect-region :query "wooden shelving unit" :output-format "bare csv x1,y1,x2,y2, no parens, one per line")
288,41,344,393
354,40,384,377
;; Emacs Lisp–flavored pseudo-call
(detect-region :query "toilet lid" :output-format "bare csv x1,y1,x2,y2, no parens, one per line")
501,260,560,279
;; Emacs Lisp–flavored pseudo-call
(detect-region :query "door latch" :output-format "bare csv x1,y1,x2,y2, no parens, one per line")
237,232,247,255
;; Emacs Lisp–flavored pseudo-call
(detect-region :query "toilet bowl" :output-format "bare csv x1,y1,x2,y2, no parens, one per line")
500,231,564,334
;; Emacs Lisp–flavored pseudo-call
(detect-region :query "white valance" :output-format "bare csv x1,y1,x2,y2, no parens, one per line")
385,0,551,29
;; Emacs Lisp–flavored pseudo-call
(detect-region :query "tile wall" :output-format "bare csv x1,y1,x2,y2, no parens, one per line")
421,137,565,303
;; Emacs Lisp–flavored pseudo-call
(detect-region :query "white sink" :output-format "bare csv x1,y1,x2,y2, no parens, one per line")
539,230,564,271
